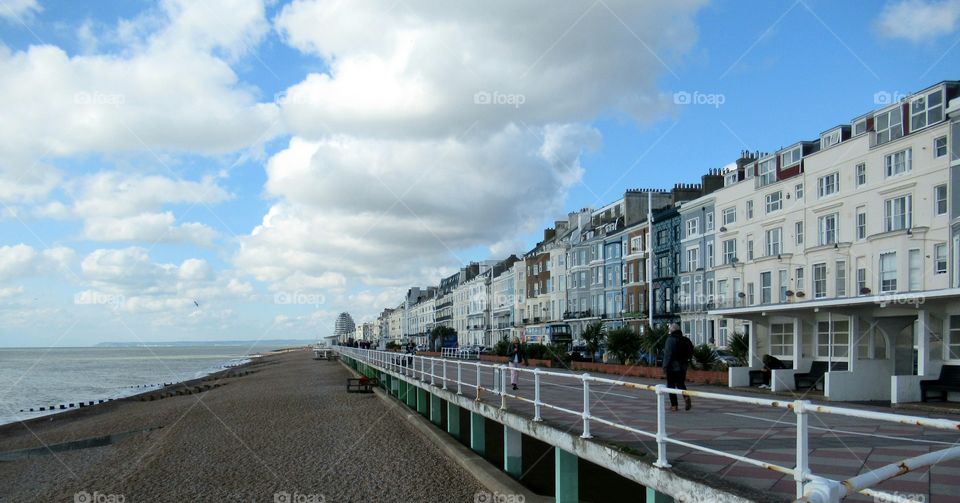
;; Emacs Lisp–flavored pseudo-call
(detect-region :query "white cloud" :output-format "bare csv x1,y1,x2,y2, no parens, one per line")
0,0,40,22
876,0,960,42
274,0,702,139
0,244,38,281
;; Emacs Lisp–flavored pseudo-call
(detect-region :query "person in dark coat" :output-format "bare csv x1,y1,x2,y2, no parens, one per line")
507,338,528,390
662,323,692,411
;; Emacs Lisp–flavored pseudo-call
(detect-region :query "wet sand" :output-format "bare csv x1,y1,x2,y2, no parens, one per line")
0,350,484,502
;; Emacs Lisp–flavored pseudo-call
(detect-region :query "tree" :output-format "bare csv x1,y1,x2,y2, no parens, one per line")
692,344,718,370
727,331,749,366
639,324,669,364
581,322,605,362
429,326,456,351
606,327,642,364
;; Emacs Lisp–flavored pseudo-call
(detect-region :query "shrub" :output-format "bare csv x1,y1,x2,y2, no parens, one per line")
525,343,548,360
692,344,718,370
493,337,510,357
582,322,605,362
547,342,572,367
606,327,642,365
386,341,401,351
728,332,749,366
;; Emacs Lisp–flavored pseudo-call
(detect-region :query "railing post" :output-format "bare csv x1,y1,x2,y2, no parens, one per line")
500,365,507,410
533,367,542,422
795,399,810,500
457,361,463,395
442,358,448,390
430,358,436,386
581,373,592,439
475,363,482,401
654,384,671,468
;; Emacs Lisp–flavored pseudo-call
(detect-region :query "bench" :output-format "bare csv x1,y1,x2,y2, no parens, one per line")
347,377,379,393
920,365,960,402
749,356,791,386
794,361,847,391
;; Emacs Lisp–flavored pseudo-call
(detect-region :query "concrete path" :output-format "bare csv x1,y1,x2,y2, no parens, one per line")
397,356,960,502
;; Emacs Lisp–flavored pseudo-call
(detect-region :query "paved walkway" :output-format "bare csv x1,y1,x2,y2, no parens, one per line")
385,355,960,502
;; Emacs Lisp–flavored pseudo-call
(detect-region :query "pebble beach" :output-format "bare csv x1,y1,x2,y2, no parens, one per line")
0,350,485,502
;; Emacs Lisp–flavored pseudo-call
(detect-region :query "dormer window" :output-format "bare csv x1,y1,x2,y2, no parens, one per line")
910,88,944,131
821,130,841,149
853,118,868,136
779,146,802,168
757,157,776,186
875,108,903,145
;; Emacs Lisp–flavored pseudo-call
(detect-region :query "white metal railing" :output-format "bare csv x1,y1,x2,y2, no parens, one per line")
337,347,960,503
440,347,481,360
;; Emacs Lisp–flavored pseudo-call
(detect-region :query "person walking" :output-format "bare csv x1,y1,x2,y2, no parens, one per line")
507,338,528,391
662,323,693,411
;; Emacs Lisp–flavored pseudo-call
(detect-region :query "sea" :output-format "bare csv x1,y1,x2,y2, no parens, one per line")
0,345,274,427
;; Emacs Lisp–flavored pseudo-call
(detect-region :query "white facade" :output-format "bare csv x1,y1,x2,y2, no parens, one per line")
408,297,436,343
465,273,490,346
388,305,405,342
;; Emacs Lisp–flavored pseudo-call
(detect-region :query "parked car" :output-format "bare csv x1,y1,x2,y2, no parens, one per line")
713,349,738,366
567,345,592,362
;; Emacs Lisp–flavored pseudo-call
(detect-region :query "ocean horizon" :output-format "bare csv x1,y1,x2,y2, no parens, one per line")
0,345,285,427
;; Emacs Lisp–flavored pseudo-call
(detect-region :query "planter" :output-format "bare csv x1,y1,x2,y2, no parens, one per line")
570,361,727,385
480,355,553,367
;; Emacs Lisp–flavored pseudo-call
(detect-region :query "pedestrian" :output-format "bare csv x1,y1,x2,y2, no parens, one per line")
507,338,528,391
662,323,693,411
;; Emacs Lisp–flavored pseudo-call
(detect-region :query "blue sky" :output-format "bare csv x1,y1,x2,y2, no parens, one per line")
0,0,958,346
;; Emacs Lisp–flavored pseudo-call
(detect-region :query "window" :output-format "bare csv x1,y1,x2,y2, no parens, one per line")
935,136,947,158
821,130,841,149
853,118,868,136
884,148,912,177
949,316,960,360
686,218,699,237
706,242,714,268
778,269,788,302
717,279,727,301
746,200,754,219
722,239,736,264
908,249,921,291
765,191,782,213
910,88,944,131
686,247,700,271
856,207,866,240
935,243,947,274
817,172,839,198
780,146,802,168
935,185,947,215
795,183,804,200
795,267,805,292
880,252,897,293
766,228,782,256
770,323,794,356
813,263,827,299
747,238,754,260
835,261,846,297
705,212,714,232
795,221,804,245
875,107,903,145
758,157,777,186
761,272,772,304
856,163,866,186
721,207,736,226
818,213,838,245
857,265,867,294
817,319,850,359
884,195,912,232
747,282,755,305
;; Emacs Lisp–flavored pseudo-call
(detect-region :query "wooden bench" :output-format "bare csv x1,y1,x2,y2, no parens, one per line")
920,365,960,402
794,361,846,391
347,377,379,393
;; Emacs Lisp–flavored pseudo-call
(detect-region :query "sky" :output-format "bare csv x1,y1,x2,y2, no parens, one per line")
0,0,958,347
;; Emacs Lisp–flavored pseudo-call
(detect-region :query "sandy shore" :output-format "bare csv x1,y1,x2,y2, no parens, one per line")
0,350,484,502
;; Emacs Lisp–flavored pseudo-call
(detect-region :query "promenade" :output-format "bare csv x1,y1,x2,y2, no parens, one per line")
0,351,484,503
389,354,960,502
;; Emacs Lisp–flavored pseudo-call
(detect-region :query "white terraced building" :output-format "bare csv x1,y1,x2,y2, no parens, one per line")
711,81,960,403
